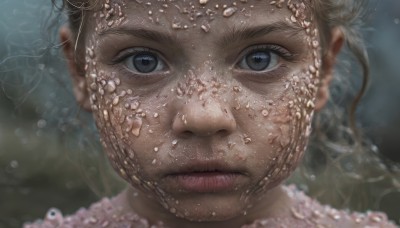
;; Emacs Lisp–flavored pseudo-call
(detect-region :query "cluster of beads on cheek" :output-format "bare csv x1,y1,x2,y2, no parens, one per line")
285,0,321,136
238,0,323,203
84,2,187,210
84,0,162,191
133,0,257,32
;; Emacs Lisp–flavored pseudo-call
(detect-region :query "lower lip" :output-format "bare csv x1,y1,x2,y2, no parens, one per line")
170,172,240,193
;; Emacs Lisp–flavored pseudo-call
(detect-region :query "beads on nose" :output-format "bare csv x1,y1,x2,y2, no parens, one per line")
172,100,236,137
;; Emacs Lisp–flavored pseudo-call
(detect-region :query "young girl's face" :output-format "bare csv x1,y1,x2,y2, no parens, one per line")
64,0,335,223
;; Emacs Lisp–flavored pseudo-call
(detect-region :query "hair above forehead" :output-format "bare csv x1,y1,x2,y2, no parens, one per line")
58,0,366,44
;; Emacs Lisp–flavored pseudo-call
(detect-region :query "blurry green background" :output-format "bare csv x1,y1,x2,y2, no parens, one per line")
0,0,399,227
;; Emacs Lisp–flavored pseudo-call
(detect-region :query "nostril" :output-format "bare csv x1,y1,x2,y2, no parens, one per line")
216,129,229,136
181,130,193,138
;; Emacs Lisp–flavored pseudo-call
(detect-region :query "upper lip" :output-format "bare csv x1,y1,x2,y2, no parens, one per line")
164,160,246,177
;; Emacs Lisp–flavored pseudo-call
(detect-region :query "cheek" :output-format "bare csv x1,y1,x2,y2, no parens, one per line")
83,46,167,193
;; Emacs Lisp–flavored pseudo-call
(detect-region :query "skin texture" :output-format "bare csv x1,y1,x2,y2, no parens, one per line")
60,0,345,227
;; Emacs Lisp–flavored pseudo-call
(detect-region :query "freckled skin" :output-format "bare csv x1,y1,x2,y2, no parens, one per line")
56,0,371,227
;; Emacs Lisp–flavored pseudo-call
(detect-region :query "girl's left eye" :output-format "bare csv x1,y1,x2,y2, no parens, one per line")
122,50,166,74
238,45,288,72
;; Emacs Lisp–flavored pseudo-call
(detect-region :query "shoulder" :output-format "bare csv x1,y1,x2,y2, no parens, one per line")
248,185,397,228
286,185,397,228
23,197,158,228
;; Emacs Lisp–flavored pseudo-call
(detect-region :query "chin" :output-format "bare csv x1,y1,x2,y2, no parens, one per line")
163,193,247,222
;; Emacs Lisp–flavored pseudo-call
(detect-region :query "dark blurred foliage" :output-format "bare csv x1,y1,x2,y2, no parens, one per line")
0,0,399,227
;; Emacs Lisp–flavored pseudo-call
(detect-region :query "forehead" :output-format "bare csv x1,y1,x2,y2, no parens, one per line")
88,0,312,36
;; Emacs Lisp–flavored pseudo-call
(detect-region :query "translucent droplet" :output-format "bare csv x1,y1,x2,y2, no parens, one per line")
106,81,116,93
199,0,209,5
394,18,399,25
112,96,120,105
223,7,237,17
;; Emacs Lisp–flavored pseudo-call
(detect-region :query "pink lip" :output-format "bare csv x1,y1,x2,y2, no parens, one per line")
171,172,240,192
164,160,245,193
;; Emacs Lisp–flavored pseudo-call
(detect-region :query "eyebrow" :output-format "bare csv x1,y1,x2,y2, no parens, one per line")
217,21,304,46
98,21,303,46
98,27,177,45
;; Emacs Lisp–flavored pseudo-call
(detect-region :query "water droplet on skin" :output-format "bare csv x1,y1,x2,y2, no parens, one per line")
101,221,110,227
233,86,241,92
130,100,140,110
131,120,142,136
198,22,210,33
370,214,382,223
172,139,178,146
291,207,305,220
98,87,105,96
212,211,216,216
309,65,317,74
223,7,237,17
312,40,319,48
295,112,301,119
172,21,182,29
119,168,127,177
90,82,97,91
87,48,95,58
103,110,109,120
112,96,120,105
312,210,322,218
261,109,269,117
131,175,141,184
290,15,297,23
181,115,188,125
154,147,159,152
243,135,252,144
170,208,177,214
153,112,159,118
199,0,209,5
228,141,236,149
125,115,142,136
152,159,157,165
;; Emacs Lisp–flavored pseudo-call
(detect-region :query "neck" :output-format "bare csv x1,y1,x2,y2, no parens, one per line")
117,184,293,228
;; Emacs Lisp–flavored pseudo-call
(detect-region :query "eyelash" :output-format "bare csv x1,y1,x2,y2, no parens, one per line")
111,47,167,74
110,44,294,82
238,44,294,63
232,44,294,80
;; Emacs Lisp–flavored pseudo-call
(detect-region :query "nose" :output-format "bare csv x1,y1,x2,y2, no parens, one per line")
172,99,237,137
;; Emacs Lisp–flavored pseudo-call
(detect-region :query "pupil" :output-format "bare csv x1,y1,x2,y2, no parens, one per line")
134,53,158,73
246,51,271,71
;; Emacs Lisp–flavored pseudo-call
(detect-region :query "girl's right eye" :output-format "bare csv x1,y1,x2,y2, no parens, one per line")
114,48,167,74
